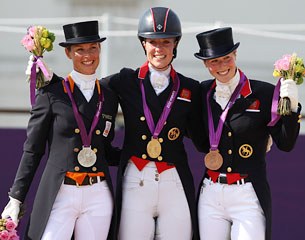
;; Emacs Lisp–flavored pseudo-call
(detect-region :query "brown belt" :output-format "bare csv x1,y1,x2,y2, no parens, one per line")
64,175,106,186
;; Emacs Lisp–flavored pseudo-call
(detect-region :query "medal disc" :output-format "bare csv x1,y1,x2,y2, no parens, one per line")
147,138,162,158
204,150,223,170
77,147,97,167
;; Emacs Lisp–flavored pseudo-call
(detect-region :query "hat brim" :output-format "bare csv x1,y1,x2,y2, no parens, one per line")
59,37,106,47
194,42,240,60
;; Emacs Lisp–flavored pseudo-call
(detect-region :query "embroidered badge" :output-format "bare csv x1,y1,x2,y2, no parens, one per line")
239,144,253,158
247,99,260,110
168,127,180,140
103,121,112,137
177,88,191,102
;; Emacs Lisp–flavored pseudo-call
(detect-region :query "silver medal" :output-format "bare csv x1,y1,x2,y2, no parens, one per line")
77,146,97,167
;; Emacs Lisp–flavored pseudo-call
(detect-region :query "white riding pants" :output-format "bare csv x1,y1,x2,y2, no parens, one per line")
41,179,113,240
198,178,266,240
119,161,192,240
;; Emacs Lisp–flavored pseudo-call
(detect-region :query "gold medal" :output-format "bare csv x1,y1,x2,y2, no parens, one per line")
204,149,223,170
77,146,97,167
147,138,162,158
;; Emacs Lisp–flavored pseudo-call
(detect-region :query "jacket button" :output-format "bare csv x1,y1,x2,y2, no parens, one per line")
158,138,163,143
74,166,80,171
93,148,98,153
228,149,232,155
227,167,232,172
142,135,147,140
74,128,80,134
95,130,101,135
140,116,145,121
73,148,80,153
142,154,147,159
157,156,163,161
228,132,232,137
92,167,97,172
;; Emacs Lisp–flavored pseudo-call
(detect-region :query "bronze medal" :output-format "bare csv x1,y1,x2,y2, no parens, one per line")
77,146,97,167
204,149,223,170
147,138,162,158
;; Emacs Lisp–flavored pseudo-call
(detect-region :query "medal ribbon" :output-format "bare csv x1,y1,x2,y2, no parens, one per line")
140,67,180,139
207,69,247,150
63,76,104,147
30,56,52,106
267,78,281,126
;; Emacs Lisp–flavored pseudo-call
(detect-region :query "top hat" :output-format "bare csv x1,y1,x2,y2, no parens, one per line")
194,27,239,60
59,20,106,47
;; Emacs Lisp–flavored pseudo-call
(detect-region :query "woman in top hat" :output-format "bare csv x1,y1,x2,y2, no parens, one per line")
104,7,205,240
1,20,120,239
194,27,301,240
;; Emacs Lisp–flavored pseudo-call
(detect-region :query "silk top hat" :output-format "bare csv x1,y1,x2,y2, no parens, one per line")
194,27,239,60
59,20,106,47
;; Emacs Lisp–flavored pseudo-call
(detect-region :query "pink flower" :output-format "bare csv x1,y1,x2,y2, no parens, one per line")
8,230,19,240
21,35,35,51
4,220,16,231
274,58,290,71
0,230,9,240
27,26,36,37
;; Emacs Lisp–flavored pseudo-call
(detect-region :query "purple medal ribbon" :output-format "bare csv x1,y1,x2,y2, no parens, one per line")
63,78,104,147
140,70,180,139
30,56,52,106
267,78,281,126
207,71,246,150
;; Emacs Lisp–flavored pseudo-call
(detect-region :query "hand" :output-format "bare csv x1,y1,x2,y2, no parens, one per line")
1,197,21,225
25,54,53,81
280,78,298,112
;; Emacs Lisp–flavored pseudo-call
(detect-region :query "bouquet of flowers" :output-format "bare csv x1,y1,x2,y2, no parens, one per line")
273,53,305,115
0,218,19,240
21,26,55,105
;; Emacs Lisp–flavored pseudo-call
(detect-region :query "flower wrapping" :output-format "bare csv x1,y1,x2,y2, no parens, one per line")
21,25,55,105
0,218,19,240
272,53,304,115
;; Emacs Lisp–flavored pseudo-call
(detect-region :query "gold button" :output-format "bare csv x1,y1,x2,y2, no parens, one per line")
228,149,232,155
157,156,163,161
142,154,147,159
227,167,232,173
158,138,163,143
92,167,97,171
142,135,147,140
74,128,80,134
95,130,101,135
73,148,80,153
228,132,232,137
93,148,98,153
140,116,145,121
74,166,80,171
298,114,302,119
297,119,301,123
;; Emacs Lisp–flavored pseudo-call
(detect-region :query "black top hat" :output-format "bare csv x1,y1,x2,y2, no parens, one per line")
194,27,239,60
59,20,106,47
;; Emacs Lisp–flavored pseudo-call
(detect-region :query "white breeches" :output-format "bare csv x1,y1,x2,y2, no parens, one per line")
41,179,113,240
119,161,192,240
198,178,266,240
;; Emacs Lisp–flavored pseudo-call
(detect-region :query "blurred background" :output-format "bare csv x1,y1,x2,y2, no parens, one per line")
1,0,304,238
